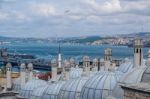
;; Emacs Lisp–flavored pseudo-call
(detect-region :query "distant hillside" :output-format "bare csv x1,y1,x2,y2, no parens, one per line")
60,36,103,43
118,32,150,38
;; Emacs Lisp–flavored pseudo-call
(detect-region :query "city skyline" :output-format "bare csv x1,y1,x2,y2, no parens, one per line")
0,0,150,38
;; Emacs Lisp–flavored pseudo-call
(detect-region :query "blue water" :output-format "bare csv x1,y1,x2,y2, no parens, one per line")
0,42,149,60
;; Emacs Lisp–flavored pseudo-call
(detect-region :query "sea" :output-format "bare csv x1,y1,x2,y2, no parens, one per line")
0,41,149,60
0,41,149,72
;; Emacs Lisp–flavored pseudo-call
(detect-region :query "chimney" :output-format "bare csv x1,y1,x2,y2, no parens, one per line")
6,63,12,90
27,63,33,81
133,39,143,67
20,63,26,89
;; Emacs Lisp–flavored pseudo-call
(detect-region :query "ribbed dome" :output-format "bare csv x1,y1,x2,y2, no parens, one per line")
117,61,133,73
13,77,21,92
59,77,88,99
69,67,83,79
42,81,65,99
80,71,122,99
19,79,47,98
120,66,147,84
30,85,48,99
141,66,150,83
113,66,147,99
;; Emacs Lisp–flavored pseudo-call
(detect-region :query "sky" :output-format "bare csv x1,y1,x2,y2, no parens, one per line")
0,0,150,38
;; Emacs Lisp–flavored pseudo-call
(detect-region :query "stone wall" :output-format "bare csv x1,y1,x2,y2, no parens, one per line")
124,88,150,99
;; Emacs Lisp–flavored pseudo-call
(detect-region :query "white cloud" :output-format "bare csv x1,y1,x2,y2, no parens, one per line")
0,11,9,20
30,3,57,17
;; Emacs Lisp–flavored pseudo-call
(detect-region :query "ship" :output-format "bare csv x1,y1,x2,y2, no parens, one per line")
0,48,51,71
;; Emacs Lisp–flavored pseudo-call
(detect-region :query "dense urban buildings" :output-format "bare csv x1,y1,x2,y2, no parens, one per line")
0,39,150,99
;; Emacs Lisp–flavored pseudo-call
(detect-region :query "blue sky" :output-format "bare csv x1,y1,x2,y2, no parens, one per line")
0,0,150,38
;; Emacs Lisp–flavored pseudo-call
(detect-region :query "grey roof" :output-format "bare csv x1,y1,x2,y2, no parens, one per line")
19,79,47,98
31,85,48,99
120,66,147,84
113,66,148,99
42,81,65,99
59,77,88,99
69,67,83,79
141,66,150,83
117,61,133,73
80,71,122,99
12,78,21,92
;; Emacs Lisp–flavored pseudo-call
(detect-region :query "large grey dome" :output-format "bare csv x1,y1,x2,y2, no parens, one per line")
13,77,21,92
42,81,65,99
80,71,122,99
113,66,148,99
59,77,88,99
31,85,48,99
19,79,47,98
117,61,133,73
69,67,83,79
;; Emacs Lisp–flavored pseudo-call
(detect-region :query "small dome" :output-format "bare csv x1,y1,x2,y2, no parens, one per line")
117,61,133,73
83,56,90,61
19,79,47,98
69,67,83,79
59,77,88,99
20,63,26,69
93,58,98,62
31,85,48,99
42,81,65,99
80,71,122,99
70,58,75,63
6,63,12,68
51,59,57,64
27,63,33,70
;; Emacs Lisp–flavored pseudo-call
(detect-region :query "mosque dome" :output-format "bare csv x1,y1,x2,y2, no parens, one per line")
112,65,148,99
70,58,75,63
30,85,48,99
69,67,83,79
19,79,47,98
42,81,65,99
13,77,21,92
27,63,33,71
80,71,122,99
51,59,57,64
59,77,88,99
83,56,90,61
93,58,98,63
117,61,133,73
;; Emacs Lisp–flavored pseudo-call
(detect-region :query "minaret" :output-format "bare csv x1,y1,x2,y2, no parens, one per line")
20,63,26,89
51,59,57,81
104,48,112,71
58,44,62,68
6,63,12,90
146,49,150,66
133,39,143,67
27,63,33,81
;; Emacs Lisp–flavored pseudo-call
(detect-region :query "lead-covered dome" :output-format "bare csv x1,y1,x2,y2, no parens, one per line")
113,66,148,99
80,71,122,99
42,81,65,99
59,77,88,99
69,67,83,79
30,85,48,99
19,79,47,98
117,60,133,73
